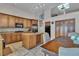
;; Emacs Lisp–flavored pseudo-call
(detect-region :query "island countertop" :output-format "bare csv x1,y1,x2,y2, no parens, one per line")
21,32,43,35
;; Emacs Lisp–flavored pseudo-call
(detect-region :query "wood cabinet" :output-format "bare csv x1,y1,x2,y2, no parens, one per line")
8,16,16,28
16,33,21,41
32,20,38,25
22,33,36,49
5,33,12,44
0,35,3,56
22,33,43,49
24,19,38,28
11,33,17,43
23,19,32,28
36,34,41,44
27,20,32,28
1,33,22,44
23,19,28,28
0,14,9,28
0,13,38,28
15,17,23,23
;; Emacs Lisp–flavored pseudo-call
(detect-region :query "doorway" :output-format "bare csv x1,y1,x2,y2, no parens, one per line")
45,22,51,37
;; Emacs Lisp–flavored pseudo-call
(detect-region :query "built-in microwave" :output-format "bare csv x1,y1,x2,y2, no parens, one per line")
15,23,23,28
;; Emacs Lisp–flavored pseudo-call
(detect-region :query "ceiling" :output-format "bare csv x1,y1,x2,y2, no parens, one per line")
3,3,60,16
1,3,79,17
51,3,79,16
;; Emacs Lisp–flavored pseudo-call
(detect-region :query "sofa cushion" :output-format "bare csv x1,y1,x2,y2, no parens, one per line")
59,47,79,56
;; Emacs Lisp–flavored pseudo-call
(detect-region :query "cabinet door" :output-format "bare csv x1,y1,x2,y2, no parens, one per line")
23,19,28,28
0,14,8,28
5,33,12,44
16,33,21,41
8,16,16,28
22,35,30,48
29,35,36,48
27,20,32,28
15,17,23,23
32,20,38,25
36,34,41,44
11,33,17,43
1,34,6,40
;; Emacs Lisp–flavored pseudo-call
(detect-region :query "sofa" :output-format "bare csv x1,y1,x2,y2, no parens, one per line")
59,47,79,56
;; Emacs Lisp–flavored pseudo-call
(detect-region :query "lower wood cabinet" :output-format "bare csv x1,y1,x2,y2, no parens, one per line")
11,33,17,43
1,33,21,44
16,33,21,41
5,33,12,44
22,34,36,49
1,32,43,49
36,34,41,44
22,33,43,49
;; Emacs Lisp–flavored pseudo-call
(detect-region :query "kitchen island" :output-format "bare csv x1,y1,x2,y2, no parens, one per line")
22,32,43,49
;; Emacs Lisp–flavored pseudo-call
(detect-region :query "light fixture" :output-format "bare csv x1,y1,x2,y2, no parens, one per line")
57,3,70,14
58,3,70,10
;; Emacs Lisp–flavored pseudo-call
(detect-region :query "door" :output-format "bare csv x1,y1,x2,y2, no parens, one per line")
55,19,75,38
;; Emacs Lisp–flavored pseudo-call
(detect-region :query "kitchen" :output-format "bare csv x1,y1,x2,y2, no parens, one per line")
0,13,43,56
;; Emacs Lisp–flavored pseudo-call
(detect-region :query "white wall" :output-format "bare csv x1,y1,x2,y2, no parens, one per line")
51,11,79,39
0,4,35,19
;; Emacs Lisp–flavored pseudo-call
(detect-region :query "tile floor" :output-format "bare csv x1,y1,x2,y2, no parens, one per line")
8,46,44,56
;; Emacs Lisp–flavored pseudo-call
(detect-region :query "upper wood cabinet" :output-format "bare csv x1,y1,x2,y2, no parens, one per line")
23,19,28,28
15,17,23,23
0,13,38,28
0,14,9,28
27,19,32,28
23,19,38,28
8,16,16,28
32,20,38,25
